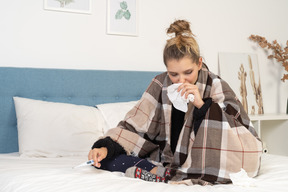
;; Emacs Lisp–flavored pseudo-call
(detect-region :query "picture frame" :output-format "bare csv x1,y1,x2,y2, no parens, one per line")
219,52,264,115
44,0,92,14
107,0,138,36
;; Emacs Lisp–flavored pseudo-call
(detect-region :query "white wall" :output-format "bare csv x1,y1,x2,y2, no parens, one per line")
0,0,287,114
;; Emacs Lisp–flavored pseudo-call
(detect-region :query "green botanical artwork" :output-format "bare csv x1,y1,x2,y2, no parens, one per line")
54,0,74,8
115,1,131,20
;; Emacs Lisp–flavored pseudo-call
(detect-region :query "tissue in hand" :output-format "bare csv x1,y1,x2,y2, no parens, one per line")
167,83,194,113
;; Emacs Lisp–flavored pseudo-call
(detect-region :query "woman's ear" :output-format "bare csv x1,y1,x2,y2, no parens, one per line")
198,57,203,69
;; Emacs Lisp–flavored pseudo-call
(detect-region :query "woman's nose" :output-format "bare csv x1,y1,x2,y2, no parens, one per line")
179,75,186,83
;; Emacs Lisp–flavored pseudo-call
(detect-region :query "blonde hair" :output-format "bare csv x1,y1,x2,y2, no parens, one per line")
163,20,200,66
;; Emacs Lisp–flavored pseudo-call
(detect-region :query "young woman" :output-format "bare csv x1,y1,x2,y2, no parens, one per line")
88,20,262,185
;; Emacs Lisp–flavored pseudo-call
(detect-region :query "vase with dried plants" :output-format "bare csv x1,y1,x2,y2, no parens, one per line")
249,35,288,113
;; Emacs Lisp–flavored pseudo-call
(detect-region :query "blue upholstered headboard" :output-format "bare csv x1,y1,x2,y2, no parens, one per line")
0,67,161,153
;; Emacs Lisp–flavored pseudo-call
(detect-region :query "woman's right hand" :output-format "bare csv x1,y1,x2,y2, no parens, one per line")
88,147,108,168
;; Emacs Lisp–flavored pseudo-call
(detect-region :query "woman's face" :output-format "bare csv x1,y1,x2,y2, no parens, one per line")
166,57,202,84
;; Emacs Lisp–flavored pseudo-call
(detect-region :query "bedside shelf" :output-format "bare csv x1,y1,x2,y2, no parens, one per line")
249,114,288,121
249,113,288,156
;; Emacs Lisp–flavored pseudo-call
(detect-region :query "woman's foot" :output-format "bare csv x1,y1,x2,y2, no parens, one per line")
125,166,167,183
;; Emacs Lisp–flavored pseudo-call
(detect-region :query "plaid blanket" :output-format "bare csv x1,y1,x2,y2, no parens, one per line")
105,64,262,185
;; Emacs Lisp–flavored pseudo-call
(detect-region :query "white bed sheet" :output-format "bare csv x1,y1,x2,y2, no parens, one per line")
0,153,288,192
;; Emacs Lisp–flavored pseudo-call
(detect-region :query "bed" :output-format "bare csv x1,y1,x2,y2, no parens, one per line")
0,67,288,192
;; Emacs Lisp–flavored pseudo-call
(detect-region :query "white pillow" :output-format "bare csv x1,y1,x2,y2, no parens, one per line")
96,101,138,133
13,97,106,157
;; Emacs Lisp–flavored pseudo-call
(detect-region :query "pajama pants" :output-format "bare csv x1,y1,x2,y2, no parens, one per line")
97,154,156,173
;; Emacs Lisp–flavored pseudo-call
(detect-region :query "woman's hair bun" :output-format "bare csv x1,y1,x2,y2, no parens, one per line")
167,20,193,37
163,19,200,65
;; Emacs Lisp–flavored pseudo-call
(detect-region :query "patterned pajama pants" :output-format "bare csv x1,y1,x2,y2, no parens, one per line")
97,154,156,173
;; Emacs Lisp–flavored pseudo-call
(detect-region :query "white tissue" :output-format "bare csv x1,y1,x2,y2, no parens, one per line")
229,168,256,187
167,83,194,113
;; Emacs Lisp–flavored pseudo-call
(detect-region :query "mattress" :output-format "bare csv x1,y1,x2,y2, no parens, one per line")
0,153,288,192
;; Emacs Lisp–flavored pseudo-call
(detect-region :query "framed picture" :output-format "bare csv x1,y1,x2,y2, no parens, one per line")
44,0,92,14
107,0,138,36
219,52,264,115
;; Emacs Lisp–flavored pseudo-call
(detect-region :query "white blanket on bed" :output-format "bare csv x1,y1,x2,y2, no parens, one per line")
0,153,287,192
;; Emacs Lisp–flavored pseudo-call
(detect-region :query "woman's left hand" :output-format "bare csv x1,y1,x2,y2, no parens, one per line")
178,83,204,109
